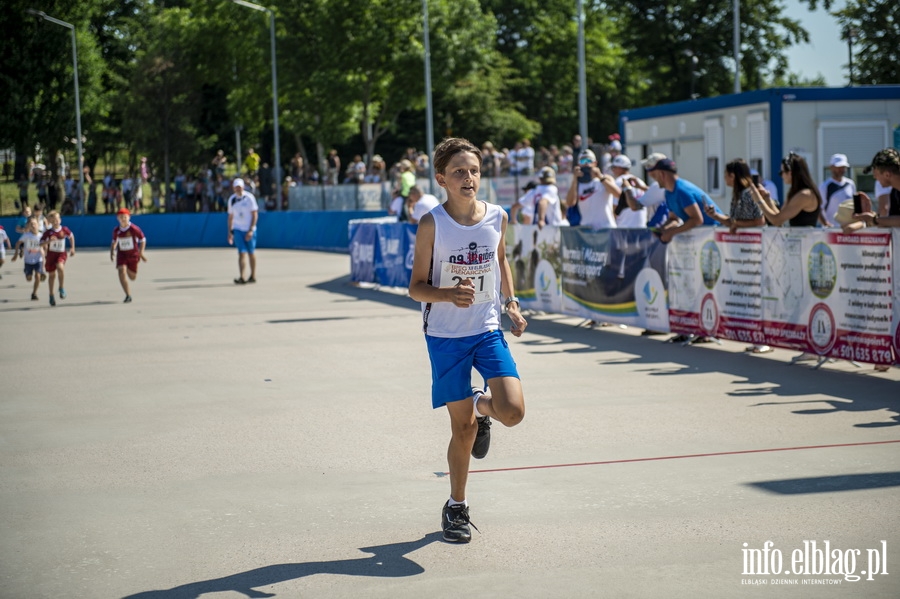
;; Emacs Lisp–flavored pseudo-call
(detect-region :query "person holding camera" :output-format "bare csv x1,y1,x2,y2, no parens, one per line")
565,149,618,229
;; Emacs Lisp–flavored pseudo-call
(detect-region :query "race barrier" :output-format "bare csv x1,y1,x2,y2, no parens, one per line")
0,210,384,253
349,221,899,366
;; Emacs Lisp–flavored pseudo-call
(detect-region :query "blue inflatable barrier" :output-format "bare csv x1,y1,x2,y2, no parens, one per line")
0,211,387,252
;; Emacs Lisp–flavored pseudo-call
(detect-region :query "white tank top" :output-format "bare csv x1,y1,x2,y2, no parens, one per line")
423,202,503,338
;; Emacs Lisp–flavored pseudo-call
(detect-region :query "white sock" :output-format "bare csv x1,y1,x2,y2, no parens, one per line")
448,497,467,507
473,389,486,418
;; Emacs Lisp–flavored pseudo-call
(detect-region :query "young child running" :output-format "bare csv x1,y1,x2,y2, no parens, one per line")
40,210,75,307
408,137,528,543
110,208,147,303
11,218,46,300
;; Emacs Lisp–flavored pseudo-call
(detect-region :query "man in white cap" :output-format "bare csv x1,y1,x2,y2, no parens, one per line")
227,177,259,284
818,153,856,227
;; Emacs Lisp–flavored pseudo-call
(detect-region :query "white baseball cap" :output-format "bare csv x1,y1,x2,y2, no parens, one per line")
578,149,597,164
641,152,668,169
232,178,245,189
609,140,622,152
829,153,850,168
611,155,632,169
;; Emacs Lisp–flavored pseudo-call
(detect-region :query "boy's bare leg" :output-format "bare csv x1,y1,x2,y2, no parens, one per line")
118,266,130,296
445,399,477,502
48,271,57,294
32,275,40,296
56,264,65,290
248,253,256,280
476,376,525,427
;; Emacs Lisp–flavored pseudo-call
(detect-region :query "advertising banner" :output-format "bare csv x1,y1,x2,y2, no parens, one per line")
666,227,716,336
507,224,563,313
707,230,767,345
560,227,669,330
761,228,893,364
348,221,376,283
894,229,900,365
374,223,414,288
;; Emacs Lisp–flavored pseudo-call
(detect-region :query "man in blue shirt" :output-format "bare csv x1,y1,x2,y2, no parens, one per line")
646,158,723,243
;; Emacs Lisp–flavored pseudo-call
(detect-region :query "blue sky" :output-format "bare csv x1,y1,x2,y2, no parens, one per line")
783,0,848,86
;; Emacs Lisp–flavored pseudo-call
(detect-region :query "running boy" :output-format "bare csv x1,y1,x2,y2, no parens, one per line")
408,137,527,543
110,208,147,303
11,218,46,300
40,210,75,306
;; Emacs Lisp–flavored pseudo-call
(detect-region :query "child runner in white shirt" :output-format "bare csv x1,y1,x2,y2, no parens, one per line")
408,137,528,544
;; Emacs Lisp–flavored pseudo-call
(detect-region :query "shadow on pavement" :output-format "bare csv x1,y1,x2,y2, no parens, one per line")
120,532,442,599
747,471,900,494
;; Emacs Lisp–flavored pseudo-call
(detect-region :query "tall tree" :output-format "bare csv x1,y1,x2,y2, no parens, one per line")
832,0,900,85
0,0,106,185
613,0,809,107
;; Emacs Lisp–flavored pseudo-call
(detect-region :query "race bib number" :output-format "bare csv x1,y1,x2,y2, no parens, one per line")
49,239,66,253
25,240,40,252
118,236,135,251
440,262,496,304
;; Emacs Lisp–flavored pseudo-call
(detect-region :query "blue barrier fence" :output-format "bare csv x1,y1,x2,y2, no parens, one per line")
0,211,387,252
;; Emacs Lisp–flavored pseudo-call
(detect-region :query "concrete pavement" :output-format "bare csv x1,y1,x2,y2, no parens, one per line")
1,248,898,599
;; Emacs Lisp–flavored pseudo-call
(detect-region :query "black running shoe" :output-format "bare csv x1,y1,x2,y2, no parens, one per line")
124,295,132,303
471,388,491,460
442,501,477,543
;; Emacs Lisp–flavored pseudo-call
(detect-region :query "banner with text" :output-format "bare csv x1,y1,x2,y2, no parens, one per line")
759,228,893,364
560,228,669,330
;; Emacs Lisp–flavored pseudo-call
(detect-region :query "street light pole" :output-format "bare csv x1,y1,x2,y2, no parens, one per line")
28,9,84,213
733,0,741,94
231,0,281,208
576,0,588,151
422,0,435,194
845,26,858,86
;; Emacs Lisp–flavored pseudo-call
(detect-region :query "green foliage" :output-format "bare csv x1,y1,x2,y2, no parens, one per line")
2,0,896,184
833,0,900,85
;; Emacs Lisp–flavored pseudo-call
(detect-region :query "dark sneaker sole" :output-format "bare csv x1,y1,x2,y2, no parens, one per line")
442,531,471,543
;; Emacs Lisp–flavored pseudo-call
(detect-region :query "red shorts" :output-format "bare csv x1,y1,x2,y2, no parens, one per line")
45,252,67,272
117,251,140,273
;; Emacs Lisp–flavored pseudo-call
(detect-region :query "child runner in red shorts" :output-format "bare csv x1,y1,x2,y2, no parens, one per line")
40,211,75,307
110,208,147,303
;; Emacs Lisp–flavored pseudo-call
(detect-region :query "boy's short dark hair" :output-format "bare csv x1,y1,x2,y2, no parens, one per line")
433,138,481,175
864,148,900,176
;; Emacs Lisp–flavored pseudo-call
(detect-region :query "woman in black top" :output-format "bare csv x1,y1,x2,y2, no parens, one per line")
754,153,821,227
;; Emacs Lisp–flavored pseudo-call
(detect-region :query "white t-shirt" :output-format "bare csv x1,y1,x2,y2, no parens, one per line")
533,184,567,226
615,175,648,229
389,195,404,216
514,188,538,222
19,231,43,264
424,202,504,338
515,147,535,174
411,194,441,222
818,177,856,224
0,228,8,257
227,190,259,232
575,177,617,229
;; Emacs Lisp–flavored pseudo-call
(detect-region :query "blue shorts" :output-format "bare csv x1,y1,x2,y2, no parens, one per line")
425,329,519,409
233,229,256,254
24,262,43,277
